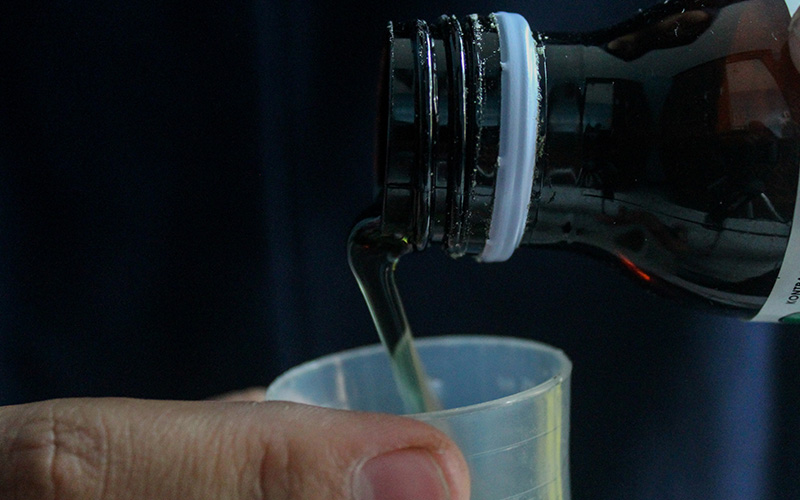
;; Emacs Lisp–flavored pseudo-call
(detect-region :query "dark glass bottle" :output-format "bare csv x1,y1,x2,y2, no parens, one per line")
376,0,800,321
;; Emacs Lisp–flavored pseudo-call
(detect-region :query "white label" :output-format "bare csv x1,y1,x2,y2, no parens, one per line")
752,177,800,322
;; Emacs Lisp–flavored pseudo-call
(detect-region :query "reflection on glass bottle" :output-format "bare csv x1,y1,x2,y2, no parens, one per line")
534,0,800,312
377,0,800,318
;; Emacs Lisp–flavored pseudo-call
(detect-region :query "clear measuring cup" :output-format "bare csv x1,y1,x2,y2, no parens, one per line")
266,335,572,500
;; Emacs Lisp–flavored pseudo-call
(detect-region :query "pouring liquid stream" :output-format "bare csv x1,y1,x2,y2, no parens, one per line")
348,217,443,414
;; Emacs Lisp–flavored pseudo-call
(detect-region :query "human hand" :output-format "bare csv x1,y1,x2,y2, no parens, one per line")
0,396,469,500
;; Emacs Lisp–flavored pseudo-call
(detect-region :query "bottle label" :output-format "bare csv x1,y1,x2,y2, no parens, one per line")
752,185,800,323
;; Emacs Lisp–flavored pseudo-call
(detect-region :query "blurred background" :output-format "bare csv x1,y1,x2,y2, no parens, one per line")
1,0,799,498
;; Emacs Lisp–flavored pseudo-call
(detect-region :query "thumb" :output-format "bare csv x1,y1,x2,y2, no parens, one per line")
0,398,470,500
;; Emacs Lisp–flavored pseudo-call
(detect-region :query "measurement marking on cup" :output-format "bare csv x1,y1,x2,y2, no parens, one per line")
498,477,559,500
466,426,560,458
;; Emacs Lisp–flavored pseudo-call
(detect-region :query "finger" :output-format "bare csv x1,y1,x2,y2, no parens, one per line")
0,398,470,500
209,387,268,402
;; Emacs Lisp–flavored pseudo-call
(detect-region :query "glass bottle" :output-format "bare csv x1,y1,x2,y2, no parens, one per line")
376,0,800,321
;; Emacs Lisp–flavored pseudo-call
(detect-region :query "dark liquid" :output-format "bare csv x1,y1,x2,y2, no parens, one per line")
348,217,442,413
532,0,800,313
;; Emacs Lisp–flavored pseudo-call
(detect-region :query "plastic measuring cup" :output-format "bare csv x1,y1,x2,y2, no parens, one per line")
265,335,572,500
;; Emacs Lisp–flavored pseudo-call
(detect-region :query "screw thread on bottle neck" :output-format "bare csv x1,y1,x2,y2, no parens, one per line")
379,15,504,257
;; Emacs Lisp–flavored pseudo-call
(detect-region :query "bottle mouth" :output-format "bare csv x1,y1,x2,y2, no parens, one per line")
376,13,540,262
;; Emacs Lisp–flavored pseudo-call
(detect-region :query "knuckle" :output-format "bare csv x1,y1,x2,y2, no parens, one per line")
1,401,109,499
252,430,294,500
252,420,349,500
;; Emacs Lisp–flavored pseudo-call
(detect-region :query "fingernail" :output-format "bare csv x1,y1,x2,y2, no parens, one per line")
354,448,450,500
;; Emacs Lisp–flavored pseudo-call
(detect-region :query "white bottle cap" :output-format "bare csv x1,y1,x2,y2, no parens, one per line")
479,12,539,263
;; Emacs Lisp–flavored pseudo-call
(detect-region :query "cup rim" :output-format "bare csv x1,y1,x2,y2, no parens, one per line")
266,334,572,419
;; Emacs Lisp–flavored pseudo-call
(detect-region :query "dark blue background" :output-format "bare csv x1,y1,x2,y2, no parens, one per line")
1,1,799,498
